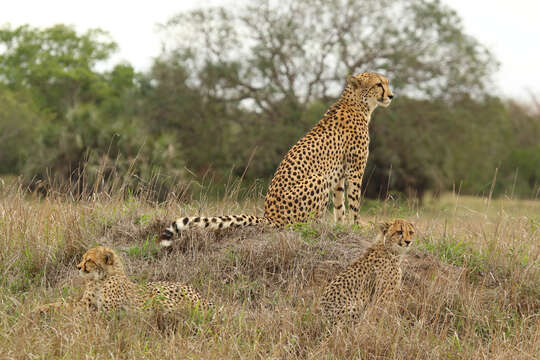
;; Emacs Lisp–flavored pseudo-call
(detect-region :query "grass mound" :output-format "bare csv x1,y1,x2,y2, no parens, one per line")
0,184,538,359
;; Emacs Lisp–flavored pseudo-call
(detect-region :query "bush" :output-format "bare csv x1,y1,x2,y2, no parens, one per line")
0,89,44,175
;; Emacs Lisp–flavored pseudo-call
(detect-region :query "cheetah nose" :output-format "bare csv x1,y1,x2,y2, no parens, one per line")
404,240,411,245
388,95,394,99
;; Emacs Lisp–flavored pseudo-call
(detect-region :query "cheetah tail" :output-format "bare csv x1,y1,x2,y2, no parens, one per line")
158,214,266,247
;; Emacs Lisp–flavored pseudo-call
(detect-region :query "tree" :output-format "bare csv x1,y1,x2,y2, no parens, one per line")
155,0,498,191
0,24,117,116
0,89,43,175
0,24,185,197
499,101,540,198
162,0,496,106
141,57,243,176
364,96,512,201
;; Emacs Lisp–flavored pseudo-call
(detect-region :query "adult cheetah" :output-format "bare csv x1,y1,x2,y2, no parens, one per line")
34,246,210,315
321,219,415,322
159,73,394,247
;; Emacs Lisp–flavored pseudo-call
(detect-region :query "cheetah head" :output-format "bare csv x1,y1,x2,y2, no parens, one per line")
379,218,415,250
77,246,125,281
347,73,394,108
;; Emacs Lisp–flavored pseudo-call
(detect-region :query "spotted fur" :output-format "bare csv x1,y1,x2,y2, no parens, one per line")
159,73,394,247
321,219,415,322
34,246,210,315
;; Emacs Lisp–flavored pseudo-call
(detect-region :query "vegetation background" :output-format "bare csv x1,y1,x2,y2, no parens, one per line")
1,0,539,201
0,0,538,359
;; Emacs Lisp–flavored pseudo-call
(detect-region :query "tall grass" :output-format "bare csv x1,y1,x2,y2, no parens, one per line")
0,175,538,359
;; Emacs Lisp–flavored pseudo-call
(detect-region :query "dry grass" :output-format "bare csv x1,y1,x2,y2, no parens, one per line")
0,180,538,359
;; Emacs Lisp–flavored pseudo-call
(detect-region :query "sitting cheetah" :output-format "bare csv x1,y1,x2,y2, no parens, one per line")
35,246,210,315
159,73,394,247
321,219,415,322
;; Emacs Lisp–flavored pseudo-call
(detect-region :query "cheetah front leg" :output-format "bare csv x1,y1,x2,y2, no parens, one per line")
32,300,89,320
346,166,364,224
333,178,346,223
373,268,401,306
32,301,65,315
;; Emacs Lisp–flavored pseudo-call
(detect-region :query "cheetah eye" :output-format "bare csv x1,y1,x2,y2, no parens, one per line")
377,83,383,88
396,230,403,235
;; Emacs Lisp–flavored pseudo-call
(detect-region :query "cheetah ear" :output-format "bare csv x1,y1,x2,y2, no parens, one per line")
103,251,114,265
347,75,362,90
379,221,392,235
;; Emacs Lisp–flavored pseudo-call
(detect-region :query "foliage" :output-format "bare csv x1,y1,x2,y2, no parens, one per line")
0,24,117,116
498,101,540,198
0,1,539,200
0,89,43,174
0,24,186,197
503,147,540,198
365,96,518,200
140,57,239,176
22,102,186,196
153,0,521,198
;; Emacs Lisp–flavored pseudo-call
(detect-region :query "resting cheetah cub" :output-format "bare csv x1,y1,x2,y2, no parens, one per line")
35,246,210,315
321,219,415,322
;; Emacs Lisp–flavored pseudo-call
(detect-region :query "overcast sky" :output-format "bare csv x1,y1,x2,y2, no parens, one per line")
1,0,539,100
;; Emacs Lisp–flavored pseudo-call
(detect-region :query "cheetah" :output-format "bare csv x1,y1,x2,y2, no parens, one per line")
159,73,394,247
320,219,415,322
34,246,210,316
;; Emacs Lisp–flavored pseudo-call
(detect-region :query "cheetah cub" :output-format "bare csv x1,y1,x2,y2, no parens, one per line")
35,246,211,316
321,219,415,322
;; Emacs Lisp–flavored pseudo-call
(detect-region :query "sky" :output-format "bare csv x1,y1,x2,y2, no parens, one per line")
1,0,539,101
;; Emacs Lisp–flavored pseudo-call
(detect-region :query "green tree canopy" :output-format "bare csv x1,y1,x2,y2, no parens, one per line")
0,24,185,198
0,24,117,116
0,89,43,174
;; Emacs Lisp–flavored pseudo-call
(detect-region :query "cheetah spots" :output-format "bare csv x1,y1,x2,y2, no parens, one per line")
158,214,268,247
160,74,391,244
37,247,212,316
321,219,414,322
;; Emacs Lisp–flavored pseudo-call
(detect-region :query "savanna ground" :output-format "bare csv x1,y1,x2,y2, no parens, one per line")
0,178,538,360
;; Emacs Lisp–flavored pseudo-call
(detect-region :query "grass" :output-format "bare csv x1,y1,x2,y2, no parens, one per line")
0,180,538,359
